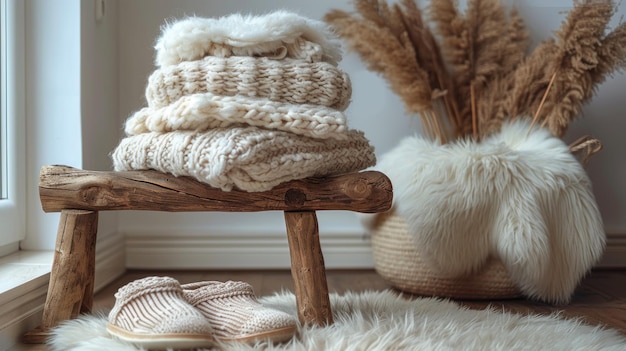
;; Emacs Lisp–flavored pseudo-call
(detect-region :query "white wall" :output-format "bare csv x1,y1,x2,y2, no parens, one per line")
79,0,125,283
116,0,626,269
22,0,124,284
22,0,83,250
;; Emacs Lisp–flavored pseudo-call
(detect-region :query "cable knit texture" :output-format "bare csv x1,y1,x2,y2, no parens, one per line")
107,276,214,337
111,127,376,192
125,93,349,140
182,281,297,342
145,56,352,110
155,12,342,67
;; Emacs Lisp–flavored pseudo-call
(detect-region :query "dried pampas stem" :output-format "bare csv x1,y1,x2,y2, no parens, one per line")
527,70,558,135
396,0,462,134
419,112,434,140
470,81,478,140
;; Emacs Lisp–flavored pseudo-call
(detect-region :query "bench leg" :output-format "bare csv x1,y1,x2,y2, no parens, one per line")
284,210,333,326
23,209,98,344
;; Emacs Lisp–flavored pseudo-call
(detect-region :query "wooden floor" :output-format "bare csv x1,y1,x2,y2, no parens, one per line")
19,268,626,350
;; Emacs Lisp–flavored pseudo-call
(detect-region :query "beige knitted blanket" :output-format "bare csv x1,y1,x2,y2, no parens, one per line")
155,11,342,67
146,56,352,110
111,127,376,192
125,93,349,140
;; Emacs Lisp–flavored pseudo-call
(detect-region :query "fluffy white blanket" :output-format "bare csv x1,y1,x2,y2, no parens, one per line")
48,290,626,351
372,120,605,303
155,12,342,67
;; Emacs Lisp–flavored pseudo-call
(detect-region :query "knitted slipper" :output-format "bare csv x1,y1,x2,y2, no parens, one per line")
182,281,297,344
107,276,215,349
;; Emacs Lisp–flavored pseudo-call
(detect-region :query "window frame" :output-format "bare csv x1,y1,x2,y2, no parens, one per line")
0,0,26,250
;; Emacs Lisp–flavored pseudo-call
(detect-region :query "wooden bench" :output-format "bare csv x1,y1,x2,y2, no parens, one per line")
23,165,392,343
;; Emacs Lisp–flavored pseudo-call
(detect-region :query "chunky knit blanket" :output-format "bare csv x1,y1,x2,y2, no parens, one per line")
125,93,349,140
112,127,375,192
155,11,342,67
145,56,352,110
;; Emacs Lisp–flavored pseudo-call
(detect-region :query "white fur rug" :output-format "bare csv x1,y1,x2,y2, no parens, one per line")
48,290,625,351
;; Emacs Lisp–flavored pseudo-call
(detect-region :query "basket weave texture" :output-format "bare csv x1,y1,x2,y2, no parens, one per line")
370,211,521,300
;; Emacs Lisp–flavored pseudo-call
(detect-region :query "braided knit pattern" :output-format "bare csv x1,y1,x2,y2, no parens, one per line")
107,276,213,335
125,93,349,140
111,127,376,192
182,281,296,341
155,13,342,67
145,56,352,110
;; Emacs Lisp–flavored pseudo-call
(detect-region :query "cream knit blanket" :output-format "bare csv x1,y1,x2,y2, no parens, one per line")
146,56,352,110
155,12,342,67
111,127,376,192
125,93,349,140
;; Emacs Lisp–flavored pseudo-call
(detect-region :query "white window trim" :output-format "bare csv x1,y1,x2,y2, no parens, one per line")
0,3,45,349
0,0,25,249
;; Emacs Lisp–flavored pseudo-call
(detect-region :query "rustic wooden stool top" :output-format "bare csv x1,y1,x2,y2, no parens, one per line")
23,165,392,343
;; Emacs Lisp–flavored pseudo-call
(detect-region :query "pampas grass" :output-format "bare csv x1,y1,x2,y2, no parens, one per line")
326,0,626,142
528,0,616,137
324,3,433,115
593,21,626,83
325,0,457,143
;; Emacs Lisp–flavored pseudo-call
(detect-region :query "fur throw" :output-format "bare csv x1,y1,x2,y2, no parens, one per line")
145,56,352,110
373,120,605,303
111,127,375,192
155,11,342,67
124,93,349,140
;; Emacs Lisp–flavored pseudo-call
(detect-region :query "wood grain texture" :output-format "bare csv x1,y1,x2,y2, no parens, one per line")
284,211,333,326
23,210,98,344
42,210,98,325
39,165,393,213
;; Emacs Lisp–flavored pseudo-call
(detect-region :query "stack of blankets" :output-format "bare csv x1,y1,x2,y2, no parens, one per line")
111,11,376,192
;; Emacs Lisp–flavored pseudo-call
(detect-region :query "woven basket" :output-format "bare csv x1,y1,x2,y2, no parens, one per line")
370,210,521,299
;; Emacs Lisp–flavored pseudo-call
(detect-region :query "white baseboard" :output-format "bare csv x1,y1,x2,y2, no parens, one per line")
598,233,626,268
1,233,126,351
125,231,373,269
94,233,127,290
125,231,626,270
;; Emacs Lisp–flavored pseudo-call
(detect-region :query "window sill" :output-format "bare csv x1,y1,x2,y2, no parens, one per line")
0,250,52,350
0,250,52,297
